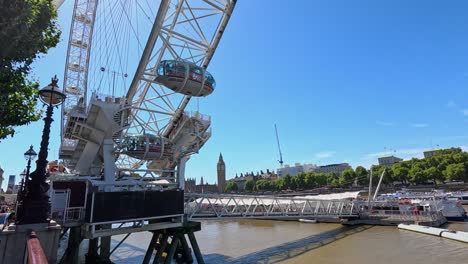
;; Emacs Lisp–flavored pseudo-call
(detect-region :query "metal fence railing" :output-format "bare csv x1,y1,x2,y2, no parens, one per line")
367,209,444,222
52,207,85,224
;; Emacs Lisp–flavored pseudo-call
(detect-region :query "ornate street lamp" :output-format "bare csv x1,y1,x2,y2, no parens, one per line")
23,145,37,190
18,76,65,224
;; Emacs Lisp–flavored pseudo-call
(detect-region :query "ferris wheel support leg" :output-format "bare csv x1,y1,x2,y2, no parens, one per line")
103,139,116,190
177,157,189,190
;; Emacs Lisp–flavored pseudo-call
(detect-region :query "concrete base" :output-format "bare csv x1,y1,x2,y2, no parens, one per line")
0,221,61,263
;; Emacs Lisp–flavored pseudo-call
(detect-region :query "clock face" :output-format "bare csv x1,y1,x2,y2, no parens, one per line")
219,165,225,170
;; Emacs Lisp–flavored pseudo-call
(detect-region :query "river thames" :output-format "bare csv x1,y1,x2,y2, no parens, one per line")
101,207,468,263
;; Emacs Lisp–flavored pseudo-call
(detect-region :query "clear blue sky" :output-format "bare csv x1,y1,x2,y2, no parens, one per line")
1,0,468,190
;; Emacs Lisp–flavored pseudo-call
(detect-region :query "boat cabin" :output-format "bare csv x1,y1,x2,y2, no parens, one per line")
156,60,215,97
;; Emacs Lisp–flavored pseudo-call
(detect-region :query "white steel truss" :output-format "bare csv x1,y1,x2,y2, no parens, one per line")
184,194,360,220
119,0,237,169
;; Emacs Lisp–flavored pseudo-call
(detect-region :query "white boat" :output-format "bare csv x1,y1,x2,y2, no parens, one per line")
298,219,317,223
401,199,466,221
374,192,467,221
448,192,468,205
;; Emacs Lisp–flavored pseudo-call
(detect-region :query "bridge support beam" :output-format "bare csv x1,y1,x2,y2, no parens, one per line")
59,226,83,264
85,237,99,263
143,221,203,264
187,231,204,264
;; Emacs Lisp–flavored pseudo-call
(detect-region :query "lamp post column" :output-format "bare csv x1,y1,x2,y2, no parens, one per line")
24,155,33,194
19,76,65,225
21,106,54,224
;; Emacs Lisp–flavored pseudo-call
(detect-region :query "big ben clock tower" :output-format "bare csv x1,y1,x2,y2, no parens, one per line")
217,153,226,193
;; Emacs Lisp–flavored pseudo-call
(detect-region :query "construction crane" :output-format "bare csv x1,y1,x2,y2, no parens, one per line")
275,124,284,167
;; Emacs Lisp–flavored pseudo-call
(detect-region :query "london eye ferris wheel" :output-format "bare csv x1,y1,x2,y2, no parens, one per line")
57,0,236,183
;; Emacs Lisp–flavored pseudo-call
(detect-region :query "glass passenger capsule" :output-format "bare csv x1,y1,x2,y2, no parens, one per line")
155,60,215,97
122,134,173,160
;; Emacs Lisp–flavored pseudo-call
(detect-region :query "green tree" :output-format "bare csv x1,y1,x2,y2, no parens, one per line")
244,179,255,192
424,167,443,185
409,166,427,184
0,0,61,140
314,173,328,187
443,163,467,182
340,168,356,187
326,172,340,187
283,175,293,190
305,173,316,189
274,178,285,191
355,166,369,186
391,162,409,184
255,179,274,192
225,182,238,192
293,172,306,189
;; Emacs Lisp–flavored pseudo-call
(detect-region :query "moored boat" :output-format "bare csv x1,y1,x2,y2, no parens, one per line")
299,219,317,223
372,192,467,221
448,192,468,205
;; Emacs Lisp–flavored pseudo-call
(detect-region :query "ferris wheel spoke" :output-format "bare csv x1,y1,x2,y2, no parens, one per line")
160,28,209,50
142,96,176,114
181,3,211,44
203,0,226,11
157,33,182,59
139,90,178,110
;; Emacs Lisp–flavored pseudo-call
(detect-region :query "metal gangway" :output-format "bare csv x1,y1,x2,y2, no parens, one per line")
185,194,360,220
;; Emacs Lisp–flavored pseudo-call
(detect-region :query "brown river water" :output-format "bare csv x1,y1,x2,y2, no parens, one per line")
70,206,468,263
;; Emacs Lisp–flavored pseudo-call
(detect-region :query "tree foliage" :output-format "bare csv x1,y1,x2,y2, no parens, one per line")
244,179,254,192
0,0,60,140
225,181,238,192
355,166,369,185
340,168,356,187
443,163,466,182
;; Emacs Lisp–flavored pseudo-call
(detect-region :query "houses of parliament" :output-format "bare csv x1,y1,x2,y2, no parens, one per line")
185,153,226,193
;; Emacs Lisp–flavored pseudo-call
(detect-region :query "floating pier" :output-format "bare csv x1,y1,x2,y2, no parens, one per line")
398,224,468,243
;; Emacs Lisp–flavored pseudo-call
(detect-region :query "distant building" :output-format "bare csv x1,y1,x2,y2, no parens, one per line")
423,150,437,158
313,163,351,175
378,156,403,167
277,164,302,177
217,153,226,193
259,169,278,181
277,163,317,177
0,167,4,193
6,175,15,194
226,169,277,191
229,173,254,191
12,184,20,194
184,176,218,193
185,178,196,192
303,164,318,173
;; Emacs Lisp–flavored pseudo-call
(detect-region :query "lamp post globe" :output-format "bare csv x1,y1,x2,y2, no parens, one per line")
18,76,65,225
22,145,37,194
38,75,66,106
24,145,38,161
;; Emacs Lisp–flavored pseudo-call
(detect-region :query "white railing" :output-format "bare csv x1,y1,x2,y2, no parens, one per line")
365,209,445,222
186,111,211,123
61,138,78,150
52,207,85,224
